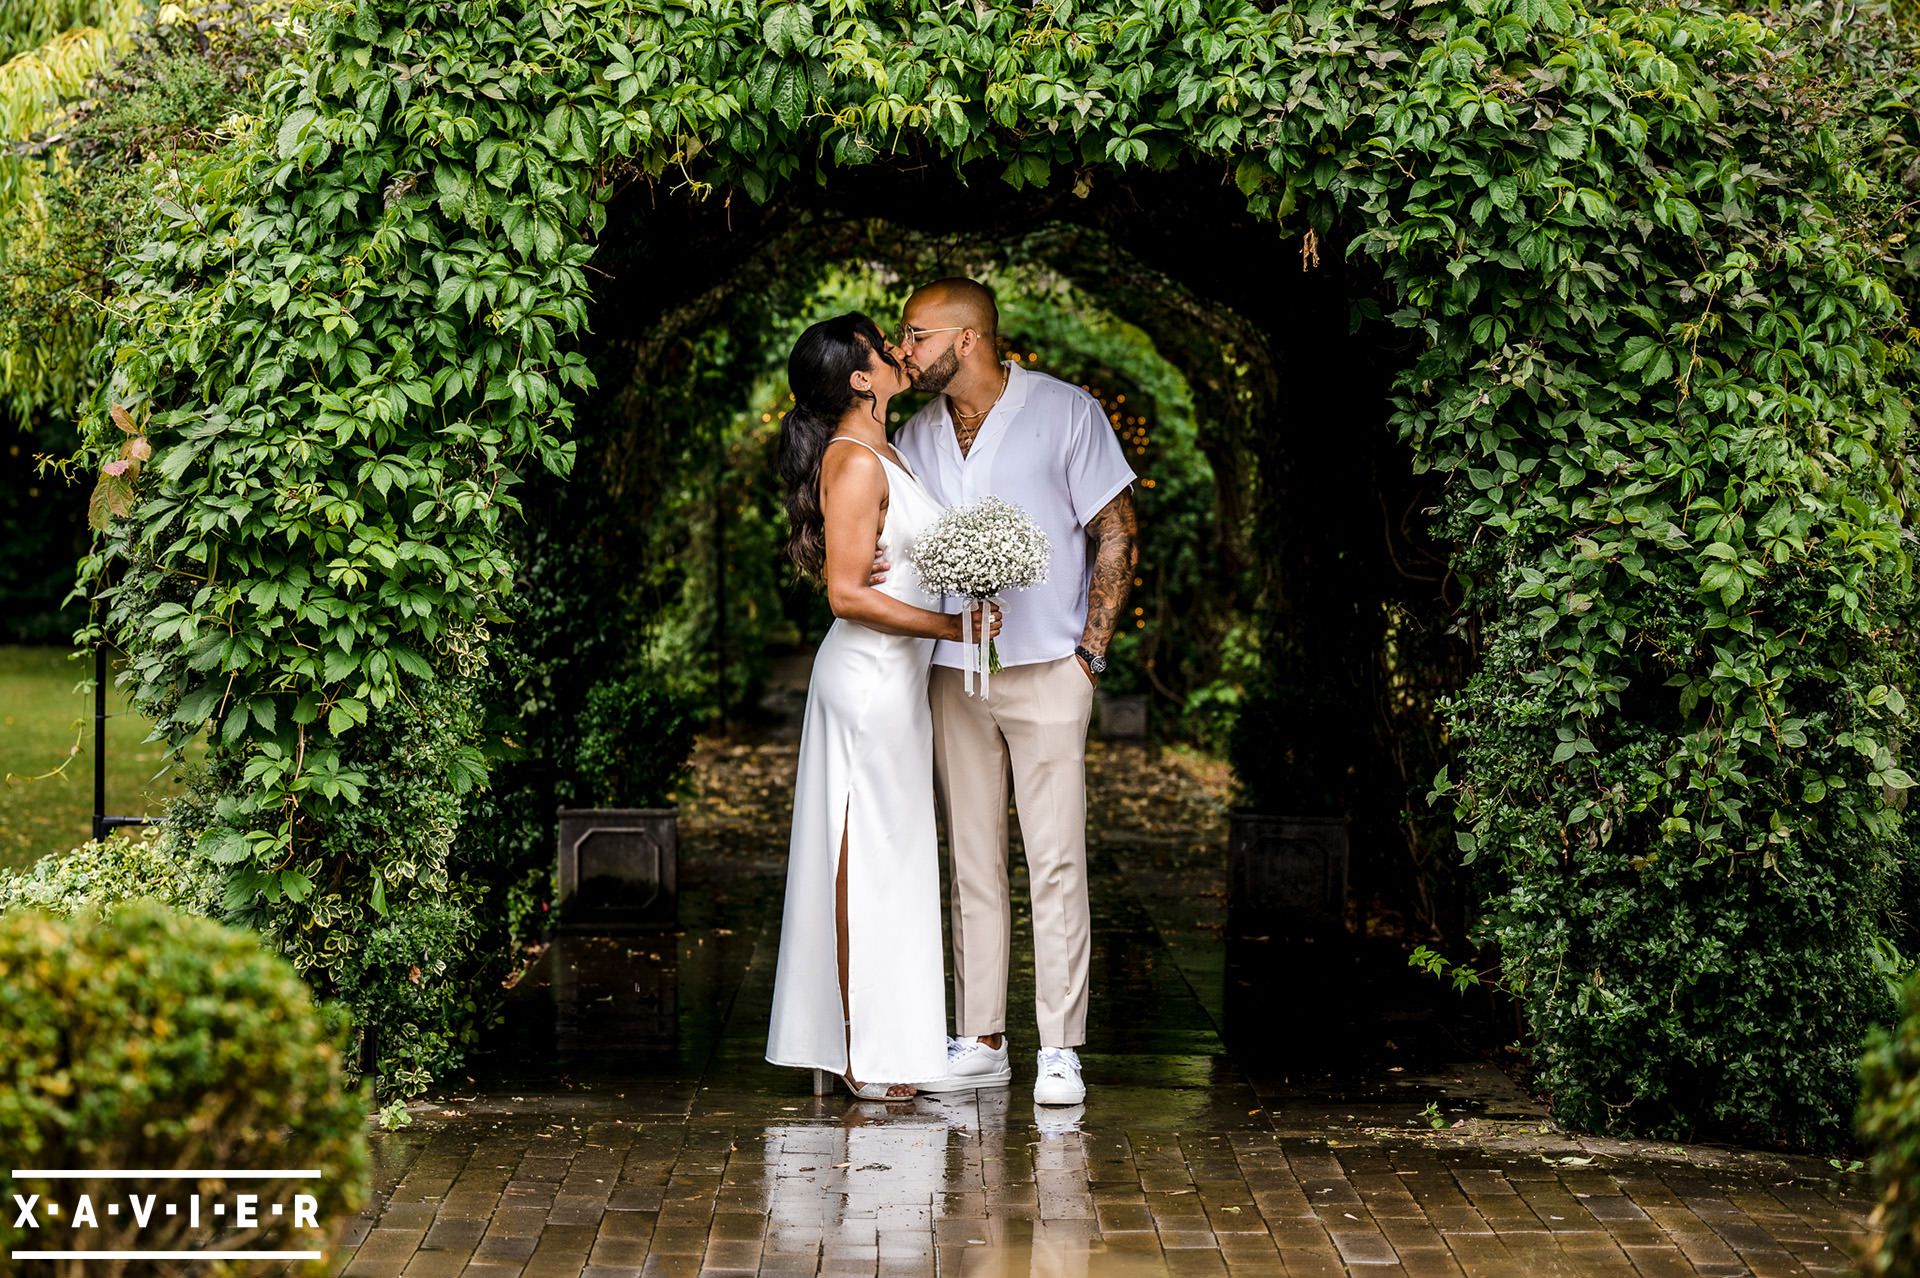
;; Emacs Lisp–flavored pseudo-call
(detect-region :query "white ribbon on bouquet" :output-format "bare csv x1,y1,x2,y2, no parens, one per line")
959,596,998,699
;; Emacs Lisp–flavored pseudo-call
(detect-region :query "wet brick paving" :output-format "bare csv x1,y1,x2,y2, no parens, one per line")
309,741,1872,1276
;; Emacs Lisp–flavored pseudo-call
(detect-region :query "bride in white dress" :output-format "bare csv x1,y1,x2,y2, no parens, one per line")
765,314,1001,1100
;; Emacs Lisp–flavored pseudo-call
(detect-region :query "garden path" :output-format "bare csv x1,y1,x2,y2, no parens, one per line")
314,732,1873,1278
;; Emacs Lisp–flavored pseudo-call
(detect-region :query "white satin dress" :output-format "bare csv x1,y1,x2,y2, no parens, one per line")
765,437,951,1086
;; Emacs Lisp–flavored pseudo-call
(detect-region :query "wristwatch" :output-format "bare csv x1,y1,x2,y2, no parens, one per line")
1074,645,1108,675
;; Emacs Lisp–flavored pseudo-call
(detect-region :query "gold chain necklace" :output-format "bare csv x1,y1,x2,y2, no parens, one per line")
950,364,1009,450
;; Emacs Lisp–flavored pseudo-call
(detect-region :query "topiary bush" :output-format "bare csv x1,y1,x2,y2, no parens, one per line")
0,900,370,1259
1861,966,1920,1276
1481,774,1904,1147
575,675,695,809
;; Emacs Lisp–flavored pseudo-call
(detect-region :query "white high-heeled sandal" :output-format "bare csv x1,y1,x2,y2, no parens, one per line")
814,1021,915,1100
815,1069,916,1101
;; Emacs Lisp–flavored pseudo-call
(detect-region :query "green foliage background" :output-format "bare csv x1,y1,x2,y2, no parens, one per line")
0,0,143,64
1861,967,1920,1274
0,0,1909,1143
0,0,293,638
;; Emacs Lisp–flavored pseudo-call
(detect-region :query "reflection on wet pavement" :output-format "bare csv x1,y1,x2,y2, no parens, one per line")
314,742,1872,1276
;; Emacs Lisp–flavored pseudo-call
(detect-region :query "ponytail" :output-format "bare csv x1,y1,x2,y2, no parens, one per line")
779,401,836,579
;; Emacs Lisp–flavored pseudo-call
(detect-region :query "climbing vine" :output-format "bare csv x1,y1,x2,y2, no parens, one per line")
61,0,1918,1140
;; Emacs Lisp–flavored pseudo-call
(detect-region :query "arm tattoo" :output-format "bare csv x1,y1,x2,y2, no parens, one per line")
1081,491,1139,653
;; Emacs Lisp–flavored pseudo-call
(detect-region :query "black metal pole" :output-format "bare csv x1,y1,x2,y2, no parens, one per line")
92,642,106,842
89,629,160,840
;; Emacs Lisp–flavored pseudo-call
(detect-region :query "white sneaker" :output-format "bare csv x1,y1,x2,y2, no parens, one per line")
917,1035,1013,1093
1033,1047,1086,1105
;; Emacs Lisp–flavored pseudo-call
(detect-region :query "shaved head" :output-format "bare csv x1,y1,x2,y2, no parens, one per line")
900,276,1003,397
906,277,999,341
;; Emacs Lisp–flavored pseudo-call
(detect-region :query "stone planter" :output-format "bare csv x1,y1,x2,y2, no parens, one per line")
1227,811,1348,933
1093,691,1149,740
556,806,678,931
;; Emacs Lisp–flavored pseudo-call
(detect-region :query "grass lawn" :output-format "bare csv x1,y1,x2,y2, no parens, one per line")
0,645,196,872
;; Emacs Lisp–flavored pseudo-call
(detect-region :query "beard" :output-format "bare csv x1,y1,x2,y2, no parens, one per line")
909,345,960,395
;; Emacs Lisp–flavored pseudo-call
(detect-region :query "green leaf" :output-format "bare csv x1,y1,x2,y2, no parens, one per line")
223,869,266,913
433,164,471,214
275,108,316,157
1618,336,1661,374
762,3,814,57
772,62,809,130
280,869,314,903
202,827,253,865
176,683,222,727
323,646,357,683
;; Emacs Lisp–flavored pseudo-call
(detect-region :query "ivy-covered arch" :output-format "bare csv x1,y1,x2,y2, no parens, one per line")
84,0,1914,1146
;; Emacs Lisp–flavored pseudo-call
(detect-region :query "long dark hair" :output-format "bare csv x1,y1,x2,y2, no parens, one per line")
778,313,896,579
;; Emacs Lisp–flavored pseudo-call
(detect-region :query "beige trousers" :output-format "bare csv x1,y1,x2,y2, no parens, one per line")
930,655,1095,1049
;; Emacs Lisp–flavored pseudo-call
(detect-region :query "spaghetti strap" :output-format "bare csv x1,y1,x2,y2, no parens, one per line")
824,436,885,463
825,436,920,483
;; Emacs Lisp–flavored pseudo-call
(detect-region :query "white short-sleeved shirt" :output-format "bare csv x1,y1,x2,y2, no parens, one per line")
895,362,1136,671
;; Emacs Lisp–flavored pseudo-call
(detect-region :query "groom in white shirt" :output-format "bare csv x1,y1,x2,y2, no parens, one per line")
891,278,1138,1106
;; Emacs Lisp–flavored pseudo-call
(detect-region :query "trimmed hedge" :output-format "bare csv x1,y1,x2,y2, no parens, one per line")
576,676,695,809
0,900,369,1257
0,825,220,916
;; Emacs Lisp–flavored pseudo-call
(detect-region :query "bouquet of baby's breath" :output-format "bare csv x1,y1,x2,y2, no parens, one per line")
910,496,1051,696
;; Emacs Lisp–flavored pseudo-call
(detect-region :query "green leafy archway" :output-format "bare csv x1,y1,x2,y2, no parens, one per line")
81,0,1915,1145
